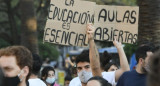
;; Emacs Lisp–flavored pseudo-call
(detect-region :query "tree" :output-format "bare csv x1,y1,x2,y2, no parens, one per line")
137,0,152,45
149,0,160,47
137,0,160,47
20,0,39,54
0,0,59,60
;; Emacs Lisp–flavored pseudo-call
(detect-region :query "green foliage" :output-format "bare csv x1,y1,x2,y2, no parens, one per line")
39,41,59,60
0,38,11,48
124,43,137,60
0,0,59,60
86,0,137,5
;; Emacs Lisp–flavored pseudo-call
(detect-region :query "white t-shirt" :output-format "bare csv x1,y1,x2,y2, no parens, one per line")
28,78,47,86
69,71,116,86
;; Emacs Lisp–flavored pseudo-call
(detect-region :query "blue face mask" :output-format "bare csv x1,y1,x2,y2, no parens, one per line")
46,77,56,84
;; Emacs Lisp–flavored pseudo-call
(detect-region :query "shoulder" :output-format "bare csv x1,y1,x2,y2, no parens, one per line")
102,71,115,78
122,70,136,76
28,78,46,86
70,77,80,82
102,71,116,86
69,77,81,86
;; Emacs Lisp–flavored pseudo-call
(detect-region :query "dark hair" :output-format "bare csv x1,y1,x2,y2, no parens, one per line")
99,51,112,69
65,75,72,81
0,67,4,86
88,76,112,86
32,54,42,75
148,50,160,86
135,45,152,62
76,50,90,65
104,62,118,72
0,46,33,81
41,66,55,81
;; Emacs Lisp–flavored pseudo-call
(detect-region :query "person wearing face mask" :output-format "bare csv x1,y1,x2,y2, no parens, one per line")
69,24,130,86
0,46,33,86
117,45,153,86
41,66,60,86
69,24,102,86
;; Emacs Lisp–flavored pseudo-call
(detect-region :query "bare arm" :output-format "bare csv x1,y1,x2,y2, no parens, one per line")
87,24,101,77
114,39,130,82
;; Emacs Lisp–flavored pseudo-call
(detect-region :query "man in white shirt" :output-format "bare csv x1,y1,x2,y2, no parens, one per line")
69,24,130,86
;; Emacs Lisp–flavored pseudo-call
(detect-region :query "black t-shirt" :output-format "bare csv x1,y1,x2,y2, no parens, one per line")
116,70,146,86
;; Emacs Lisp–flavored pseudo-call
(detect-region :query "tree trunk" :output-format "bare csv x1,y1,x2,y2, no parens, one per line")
20,0,39,54
149,0,160,47
137,0,152,45
5,0,19,45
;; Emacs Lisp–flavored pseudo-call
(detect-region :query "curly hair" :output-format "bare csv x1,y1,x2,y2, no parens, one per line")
0,46,33,81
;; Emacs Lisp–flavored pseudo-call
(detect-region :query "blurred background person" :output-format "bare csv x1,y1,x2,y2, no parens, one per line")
28,54,46,86
64,75,72,86
41,66,60,86
105,62,118,72
87,76,112,86
148,50,160,86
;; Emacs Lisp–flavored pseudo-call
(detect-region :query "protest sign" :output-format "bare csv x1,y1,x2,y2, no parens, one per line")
43,0,139,46
94,5,139,44
43,0,95,46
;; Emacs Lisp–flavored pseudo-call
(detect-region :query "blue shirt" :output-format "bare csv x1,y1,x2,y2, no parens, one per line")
116,70,146,86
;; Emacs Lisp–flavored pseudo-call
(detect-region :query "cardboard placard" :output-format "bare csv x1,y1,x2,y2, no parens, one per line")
43,0,139,46
94,5,139,44
43,0,95,46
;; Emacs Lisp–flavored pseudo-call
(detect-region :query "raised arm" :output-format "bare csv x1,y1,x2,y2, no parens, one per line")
87,24,101,77
114,39,130,82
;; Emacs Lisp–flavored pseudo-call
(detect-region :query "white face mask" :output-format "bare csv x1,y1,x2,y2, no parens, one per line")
78,70,92,83
46,77,56,84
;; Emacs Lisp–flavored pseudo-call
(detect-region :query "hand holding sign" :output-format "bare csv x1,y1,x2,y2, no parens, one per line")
87,24,95,41
43,0,139,47
113,38,123,49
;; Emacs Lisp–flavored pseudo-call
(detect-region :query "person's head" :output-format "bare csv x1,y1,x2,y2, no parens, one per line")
0,46,33,86
148,50,160,86
41,66,56,85
31,54,43,75
76,50,91,73
0,67,4,86
64,75,72,86
76,50,92,83
105,62,118,72
135,45,153,73
87,76,112,86
99,51,112,70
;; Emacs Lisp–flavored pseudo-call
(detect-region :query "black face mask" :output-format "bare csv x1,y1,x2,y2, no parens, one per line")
4,75,20,86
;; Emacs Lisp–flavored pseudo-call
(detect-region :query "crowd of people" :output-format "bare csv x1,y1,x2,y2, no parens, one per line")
0,24,160,86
